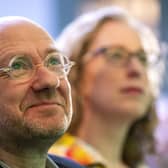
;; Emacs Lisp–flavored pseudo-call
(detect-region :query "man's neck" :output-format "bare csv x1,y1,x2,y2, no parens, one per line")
0,134,58,168
0,155,59,168
0,146,48,168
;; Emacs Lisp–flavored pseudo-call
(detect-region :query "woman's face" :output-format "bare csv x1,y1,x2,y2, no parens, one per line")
79,20,152,121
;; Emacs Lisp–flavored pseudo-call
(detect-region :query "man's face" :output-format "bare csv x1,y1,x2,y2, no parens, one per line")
0,20,72,141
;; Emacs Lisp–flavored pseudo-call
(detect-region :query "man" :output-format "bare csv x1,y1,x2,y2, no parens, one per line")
0,16,84,168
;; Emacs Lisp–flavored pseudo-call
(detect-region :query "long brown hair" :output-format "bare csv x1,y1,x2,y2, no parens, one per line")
67,17,158,167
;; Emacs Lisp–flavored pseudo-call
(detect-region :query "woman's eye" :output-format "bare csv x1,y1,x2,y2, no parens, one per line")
108,50,123,60
138,52,147,65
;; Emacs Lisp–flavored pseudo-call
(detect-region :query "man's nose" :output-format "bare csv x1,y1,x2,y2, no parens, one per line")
31,66,61,91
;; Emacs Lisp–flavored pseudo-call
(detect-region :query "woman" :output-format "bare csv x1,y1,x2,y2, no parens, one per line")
49,6,164,168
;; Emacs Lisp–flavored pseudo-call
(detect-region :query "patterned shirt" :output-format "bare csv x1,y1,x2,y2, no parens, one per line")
49,133,106,168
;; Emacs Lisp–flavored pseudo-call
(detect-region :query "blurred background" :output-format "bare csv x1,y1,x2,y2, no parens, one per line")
0,0,167,119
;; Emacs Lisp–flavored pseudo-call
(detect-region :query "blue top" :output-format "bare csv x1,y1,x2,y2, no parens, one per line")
0,154,86,168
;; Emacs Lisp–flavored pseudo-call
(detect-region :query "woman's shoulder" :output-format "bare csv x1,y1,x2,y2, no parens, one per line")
49,133,107,166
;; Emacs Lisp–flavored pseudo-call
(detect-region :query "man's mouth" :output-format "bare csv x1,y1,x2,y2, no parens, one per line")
24,101,65,112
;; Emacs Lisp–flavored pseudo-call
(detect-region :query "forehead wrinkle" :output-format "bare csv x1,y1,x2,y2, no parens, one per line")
0,43,23,63
0,40,57,64
28,45,61,64
0,20,59,63
0,43,60,65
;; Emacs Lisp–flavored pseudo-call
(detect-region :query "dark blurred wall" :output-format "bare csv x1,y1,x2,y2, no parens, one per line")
160,0,168,42
160,0,168,94
56,0,82,37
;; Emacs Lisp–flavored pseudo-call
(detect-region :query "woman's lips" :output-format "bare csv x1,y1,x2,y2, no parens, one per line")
121,87,144,95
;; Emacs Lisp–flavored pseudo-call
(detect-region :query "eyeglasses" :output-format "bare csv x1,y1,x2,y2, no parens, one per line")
84,46,160,68
0,53,75,82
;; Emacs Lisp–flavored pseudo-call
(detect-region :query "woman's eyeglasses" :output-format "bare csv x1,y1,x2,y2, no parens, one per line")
84,46,161,68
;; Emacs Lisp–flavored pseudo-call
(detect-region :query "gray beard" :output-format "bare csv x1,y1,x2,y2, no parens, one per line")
0,103,67,143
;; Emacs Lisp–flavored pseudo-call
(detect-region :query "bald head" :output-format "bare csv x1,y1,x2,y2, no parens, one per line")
0,16,53,43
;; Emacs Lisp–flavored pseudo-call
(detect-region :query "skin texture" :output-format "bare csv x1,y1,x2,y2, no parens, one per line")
77,20,152,167
0,17,72,168
80,20,151,121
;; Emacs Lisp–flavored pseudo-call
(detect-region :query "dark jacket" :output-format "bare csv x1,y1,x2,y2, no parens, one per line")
0,155,86,168
48,154,86,168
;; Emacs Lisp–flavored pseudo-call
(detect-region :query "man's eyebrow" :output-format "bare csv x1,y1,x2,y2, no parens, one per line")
45,47,60,55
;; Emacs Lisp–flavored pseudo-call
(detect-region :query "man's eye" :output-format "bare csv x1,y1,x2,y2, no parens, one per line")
47,55,61,67
12,61,24,69
10,57,32,70
50,57,60,65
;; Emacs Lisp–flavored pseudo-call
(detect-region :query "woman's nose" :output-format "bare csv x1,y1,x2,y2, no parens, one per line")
126,58,144,78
